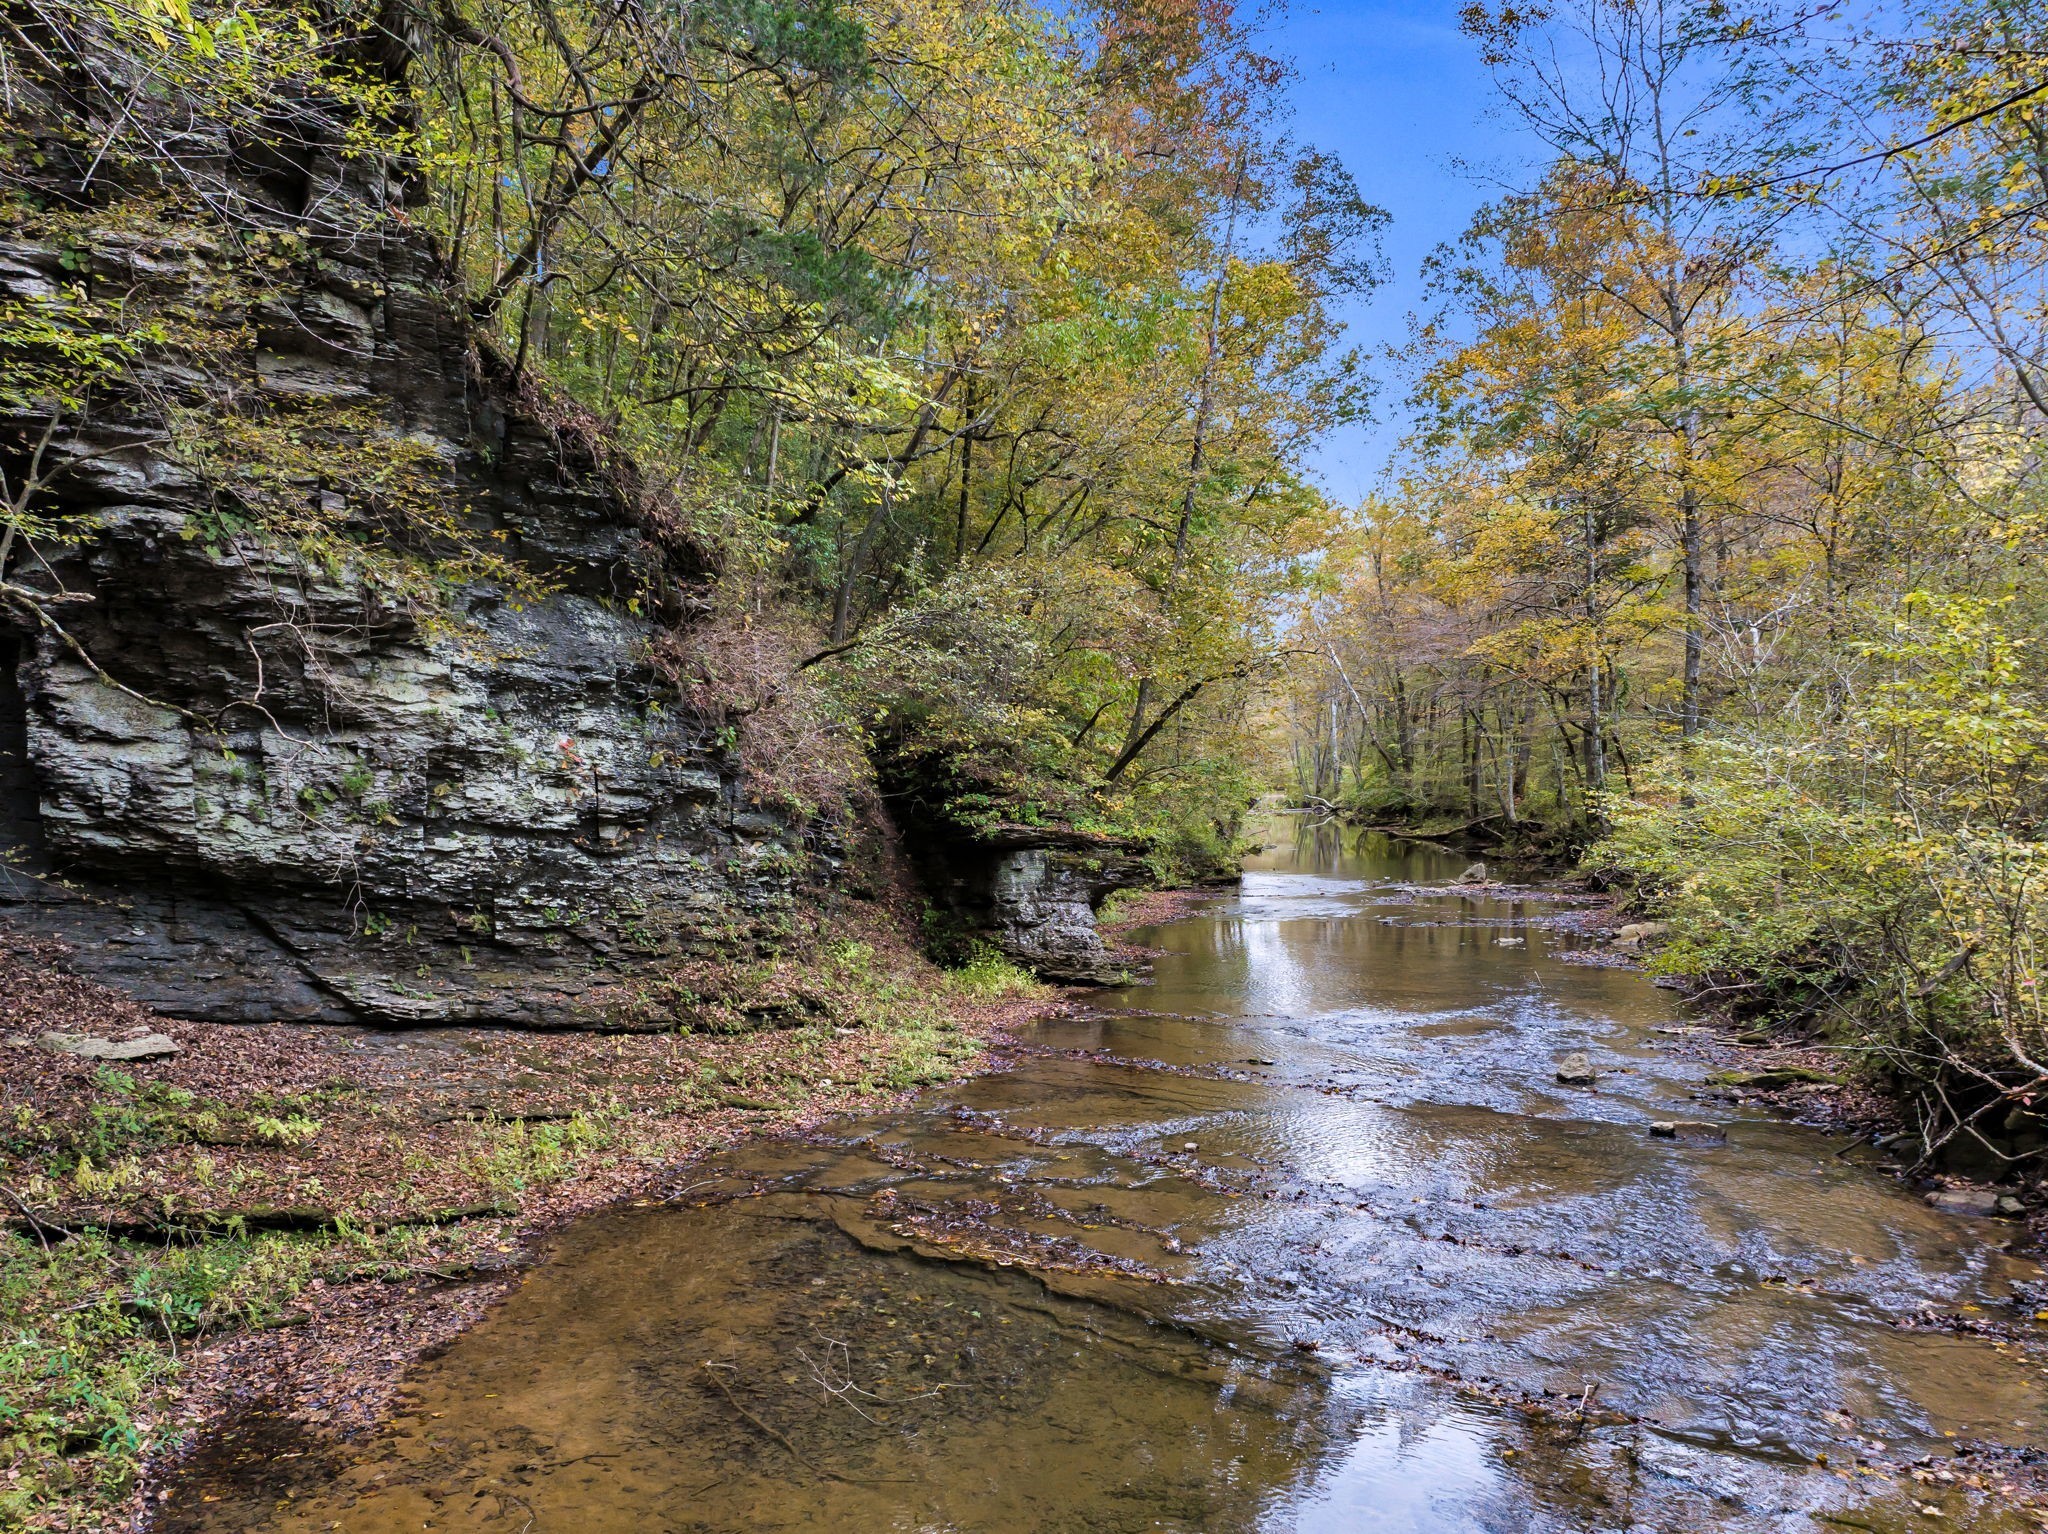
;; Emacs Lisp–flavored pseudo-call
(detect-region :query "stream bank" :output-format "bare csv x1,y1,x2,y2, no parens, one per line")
0,908,1072,1533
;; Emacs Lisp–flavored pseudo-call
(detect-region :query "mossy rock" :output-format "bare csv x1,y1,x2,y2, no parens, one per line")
1706,1066,1839,1090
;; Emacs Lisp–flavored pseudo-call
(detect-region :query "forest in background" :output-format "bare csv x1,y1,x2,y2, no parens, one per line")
3,0,1385,887
1288,0,2048,1169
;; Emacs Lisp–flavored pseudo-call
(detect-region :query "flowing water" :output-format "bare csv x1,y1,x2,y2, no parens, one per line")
170,824,2048,1532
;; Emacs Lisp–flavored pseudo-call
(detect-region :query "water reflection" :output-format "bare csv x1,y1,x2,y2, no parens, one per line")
166,822,2047,1532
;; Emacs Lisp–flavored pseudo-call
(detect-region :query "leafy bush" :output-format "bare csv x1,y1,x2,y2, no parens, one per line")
1594,596,2048,1167
948,942,1038,999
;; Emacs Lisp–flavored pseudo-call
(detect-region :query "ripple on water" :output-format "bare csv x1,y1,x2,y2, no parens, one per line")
163,825,2048,1533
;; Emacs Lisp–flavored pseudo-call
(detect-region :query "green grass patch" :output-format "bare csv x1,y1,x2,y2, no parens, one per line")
0,1219,482,1529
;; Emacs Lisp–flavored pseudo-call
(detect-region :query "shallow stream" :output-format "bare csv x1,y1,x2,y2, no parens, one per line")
172,824,2048,1531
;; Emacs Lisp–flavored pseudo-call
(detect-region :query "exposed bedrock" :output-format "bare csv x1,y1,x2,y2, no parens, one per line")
916,829,1148,985
0,202,819,1027
0,73,1127,1022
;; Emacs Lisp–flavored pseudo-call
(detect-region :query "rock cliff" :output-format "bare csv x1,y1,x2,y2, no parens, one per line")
0,28,1138,1026
915,829,1145,985
0,112,818,1027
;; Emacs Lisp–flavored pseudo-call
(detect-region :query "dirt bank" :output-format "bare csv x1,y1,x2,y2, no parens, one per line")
0,924,1069,1532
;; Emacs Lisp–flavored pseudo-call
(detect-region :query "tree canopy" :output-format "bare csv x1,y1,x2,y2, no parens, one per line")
3,0,1381,874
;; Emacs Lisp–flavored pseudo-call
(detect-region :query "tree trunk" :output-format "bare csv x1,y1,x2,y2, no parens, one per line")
1680,479,1702,739
830,479,891,643
1582,496,1607,810
1120,154,1247,765
955,379,974,561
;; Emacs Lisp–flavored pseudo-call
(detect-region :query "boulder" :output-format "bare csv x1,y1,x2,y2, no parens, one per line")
913,828,1147,985
1611,921,1670,954
1872,1131,1924,1159
1556,1051,1598,1086
1925,1188,2003,1217
1707,1066,1839,1091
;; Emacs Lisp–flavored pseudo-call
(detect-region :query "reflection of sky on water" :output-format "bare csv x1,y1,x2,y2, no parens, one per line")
1232,870,1387,922
169,819,2048,1534
1136,825,2048,1496
1238,910,1323,1019
1281,1384,1510,1534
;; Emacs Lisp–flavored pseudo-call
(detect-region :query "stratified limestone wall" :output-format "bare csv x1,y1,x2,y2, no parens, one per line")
0,76,820,1026
913,830,1146,984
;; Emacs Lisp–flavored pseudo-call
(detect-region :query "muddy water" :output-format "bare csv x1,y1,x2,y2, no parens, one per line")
173,825,2048,1532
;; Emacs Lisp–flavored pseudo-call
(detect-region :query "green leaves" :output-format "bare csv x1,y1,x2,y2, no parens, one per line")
710,0,869,80
0,289,140,414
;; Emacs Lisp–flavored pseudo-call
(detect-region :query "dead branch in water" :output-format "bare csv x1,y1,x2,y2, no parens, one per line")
698,1361,918,1485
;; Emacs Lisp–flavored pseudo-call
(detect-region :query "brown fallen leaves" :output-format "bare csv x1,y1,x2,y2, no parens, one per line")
0,920,1070,1532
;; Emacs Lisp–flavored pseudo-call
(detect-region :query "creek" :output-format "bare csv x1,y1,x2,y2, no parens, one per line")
171,823,2048,1531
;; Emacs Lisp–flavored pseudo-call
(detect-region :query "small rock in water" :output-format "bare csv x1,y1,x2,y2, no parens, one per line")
1556,1051,1598,1086
1496,936,1523,947
1997,1195,2027,1216
1182,1141,1200,1153
1925,1188,2003,1217
39,1031,180,1061
1648,1120,1727,1144
1707,1066,1839,1090
1454,862,1488,885
1243,1057,1277,1066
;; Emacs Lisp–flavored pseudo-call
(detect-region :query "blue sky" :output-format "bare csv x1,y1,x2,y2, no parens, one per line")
1260,1,1533,498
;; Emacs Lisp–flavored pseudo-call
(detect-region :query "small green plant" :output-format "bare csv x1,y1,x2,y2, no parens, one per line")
826,939,874,972
0,1233,175,1526
246,1113,321,1147
948,942,1038,1000
49,1072,227,1171
71,1155,142,1196
466,1111,613,1197
1095,888,1139,925
124,1235,320,1336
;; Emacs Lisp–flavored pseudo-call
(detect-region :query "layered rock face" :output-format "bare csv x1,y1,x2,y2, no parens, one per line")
982,847,1131,983
917,831,1145,985
0,153,815,1027
0,41,1138,1024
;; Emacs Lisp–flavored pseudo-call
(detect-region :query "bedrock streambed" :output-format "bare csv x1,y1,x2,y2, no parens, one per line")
165,826,2048,1532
